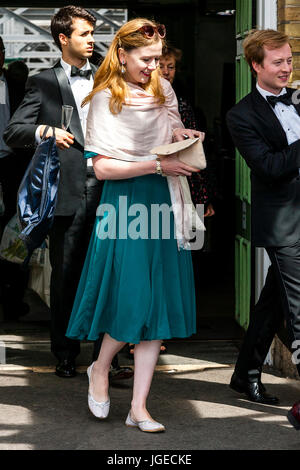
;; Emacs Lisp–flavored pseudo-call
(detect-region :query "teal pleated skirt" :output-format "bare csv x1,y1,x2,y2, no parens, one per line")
66,174,196,344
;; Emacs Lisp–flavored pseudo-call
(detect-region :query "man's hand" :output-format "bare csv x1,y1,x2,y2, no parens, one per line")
173,128,205,142
40,125,74,150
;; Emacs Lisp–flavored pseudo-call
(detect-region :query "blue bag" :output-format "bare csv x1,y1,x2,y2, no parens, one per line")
17,126,60,266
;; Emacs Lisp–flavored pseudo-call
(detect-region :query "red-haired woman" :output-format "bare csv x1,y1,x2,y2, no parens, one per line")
66,18,204,432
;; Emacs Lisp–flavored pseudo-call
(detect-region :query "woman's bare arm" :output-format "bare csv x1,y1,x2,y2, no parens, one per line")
92,154,199,180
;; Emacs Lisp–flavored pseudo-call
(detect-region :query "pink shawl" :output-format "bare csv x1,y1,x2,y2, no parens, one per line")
85,77,204,248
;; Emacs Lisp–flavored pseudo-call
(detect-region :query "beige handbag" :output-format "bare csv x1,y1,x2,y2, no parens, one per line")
150,137,206,170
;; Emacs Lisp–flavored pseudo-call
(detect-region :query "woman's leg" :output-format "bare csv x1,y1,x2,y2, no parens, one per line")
91,333,126,402
130,340,162,421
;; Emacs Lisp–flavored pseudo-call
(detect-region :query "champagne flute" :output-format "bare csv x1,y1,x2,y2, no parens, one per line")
61,105,73,130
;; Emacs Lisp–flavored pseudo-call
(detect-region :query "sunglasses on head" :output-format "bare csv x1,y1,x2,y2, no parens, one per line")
139,24,166,39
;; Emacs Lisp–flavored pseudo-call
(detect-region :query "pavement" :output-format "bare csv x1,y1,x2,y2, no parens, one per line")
0,290,300,451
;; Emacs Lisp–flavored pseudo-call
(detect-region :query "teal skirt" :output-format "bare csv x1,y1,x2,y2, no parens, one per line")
66,174,196,344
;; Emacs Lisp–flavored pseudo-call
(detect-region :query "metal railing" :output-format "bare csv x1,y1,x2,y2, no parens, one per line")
0,7,127,75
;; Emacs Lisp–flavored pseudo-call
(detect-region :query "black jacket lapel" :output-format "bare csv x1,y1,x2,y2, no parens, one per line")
53,62,84,148
251,87,289,148
91,63,98,77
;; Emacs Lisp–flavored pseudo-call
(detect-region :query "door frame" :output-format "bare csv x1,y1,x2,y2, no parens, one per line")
255,0,277,365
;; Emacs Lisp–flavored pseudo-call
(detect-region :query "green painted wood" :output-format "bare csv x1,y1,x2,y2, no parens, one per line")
235,0,253,330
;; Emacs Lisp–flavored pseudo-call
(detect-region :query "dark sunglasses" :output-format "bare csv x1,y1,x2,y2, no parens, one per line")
139,24,166,39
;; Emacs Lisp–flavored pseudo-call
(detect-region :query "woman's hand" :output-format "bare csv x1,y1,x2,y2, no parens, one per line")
159,153,199,177
173,128,205,142
204,203,215,217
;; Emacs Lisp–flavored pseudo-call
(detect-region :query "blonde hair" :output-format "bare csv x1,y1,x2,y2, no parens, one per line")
243,29,291,77
83,18,166,113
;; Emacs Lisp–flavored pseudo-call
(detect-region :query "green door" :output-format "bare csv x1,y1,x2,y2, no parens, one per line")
235,0,253,330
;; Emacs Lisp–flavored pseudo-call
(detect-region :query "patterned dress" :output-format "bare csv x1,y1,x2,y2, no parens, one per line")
178,95,218,206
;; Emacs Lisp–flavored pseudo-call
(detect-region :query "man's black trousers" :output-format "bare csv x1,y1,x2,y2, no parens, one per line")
234,238,300,380
49,170,103,361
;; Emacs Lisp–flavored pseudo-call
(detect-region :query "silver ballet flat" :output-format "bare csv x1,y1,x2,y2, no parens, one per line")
125,411,165,432
87,362,110,419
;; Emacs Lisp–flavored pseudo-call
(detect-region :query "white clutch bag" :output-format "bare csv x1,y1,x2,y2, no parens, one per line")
150,137,206,170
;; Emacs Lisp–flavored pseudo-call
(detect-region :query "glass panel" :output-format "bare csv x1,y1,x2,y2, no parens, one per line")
236,0,241,36
235,236,251,329
235,236,241,323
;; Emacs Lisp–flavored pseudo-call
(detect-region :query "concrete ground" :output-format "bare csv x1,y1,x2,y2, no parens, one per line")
0,291,300,450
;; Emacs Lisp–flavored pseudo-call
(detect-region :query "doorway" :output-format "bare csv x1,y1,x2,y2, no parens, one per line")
128,1,241,340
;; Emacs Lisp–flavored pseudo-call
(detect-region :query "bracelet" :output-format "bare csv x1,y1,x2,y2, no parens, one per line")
156,157,163,176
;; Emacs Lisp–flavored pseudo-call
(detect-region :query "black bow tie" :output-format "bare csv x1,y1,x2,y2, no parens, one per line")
266,93,293,108
70,66,92,79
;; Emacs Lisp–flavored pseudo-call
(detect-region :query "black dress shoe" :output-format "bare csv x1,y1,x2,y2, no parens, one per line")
287,401,300,430
109,365,134,381
230,372,266,393
55,359,76,378
230,372,279,405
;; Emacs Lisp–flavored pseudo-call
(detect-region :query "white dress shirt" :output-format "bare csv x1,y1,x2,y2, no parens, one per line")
0,72,12,158
36,58,93,166
256,83,300,146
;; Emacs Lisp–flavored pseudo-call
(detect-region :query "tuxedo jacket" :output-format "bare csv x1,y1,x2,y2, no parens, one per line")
3,61,98,216
226,87,300,247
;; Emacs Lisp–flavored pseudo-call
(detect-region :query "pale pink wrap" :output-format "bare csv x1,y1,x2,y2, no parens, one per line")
85,77,204,248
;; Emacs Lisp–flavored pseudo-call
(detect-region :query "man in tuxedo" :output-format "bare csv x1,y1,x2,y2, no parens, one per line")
4,6,133,381
0,37,31,320
226,29,300,429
